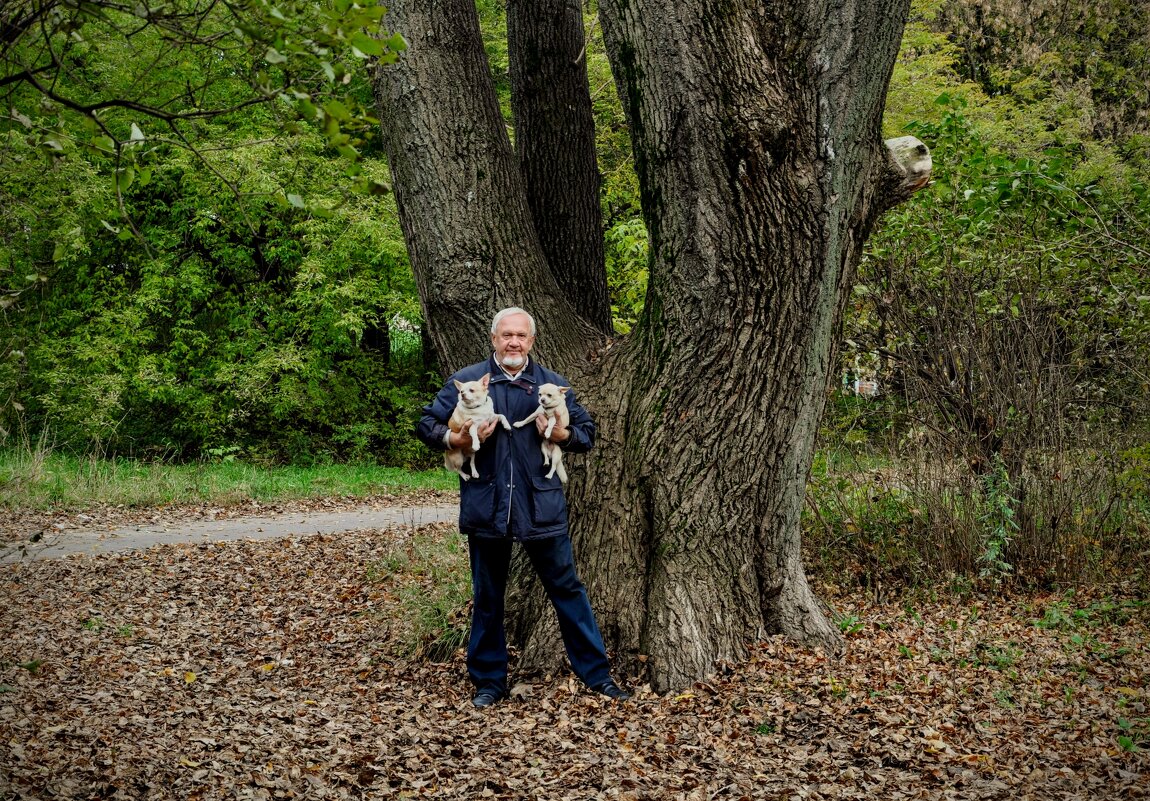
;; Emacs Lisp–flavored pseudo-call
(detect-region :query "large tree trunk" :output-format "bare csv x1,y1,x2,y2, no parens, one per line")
373,0,926,691
370,0,600,372
558,0,917,687
507,0,613,335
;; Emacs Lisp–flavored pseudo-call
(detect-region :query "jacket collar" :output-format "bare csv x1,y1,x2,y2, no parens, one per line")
488,355,538,390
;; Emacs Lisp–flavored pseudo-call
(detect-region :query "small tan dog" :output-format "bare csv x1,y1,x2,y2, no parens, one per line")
445,373,510,480
513,382,570,483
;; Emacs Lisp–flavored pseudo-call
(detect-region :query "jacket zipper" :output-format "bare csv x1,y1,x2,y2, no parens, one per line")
507,455,514,534
502,378,514,535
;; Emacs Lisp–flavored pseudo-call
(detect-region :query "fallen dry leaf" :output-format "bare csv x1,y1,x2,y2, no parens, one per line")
0,512,1147,800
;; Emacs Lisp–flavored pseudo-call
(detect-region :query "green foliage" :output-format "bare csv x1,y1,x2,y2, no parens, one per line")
1,123,436,464
974,642,1021,671
803,438,1150,591
823,77,1150,589
604,218,649,334
584,4,648,333
1027,592,1143,732
976,455,1018,581
4,0,1150,522
820,393,900,454
0,0,430,465
1,0,401,174
930,0,1150,150
476,0,512,122
836,614,866,637
804,452,928,588
1117,733,1141,753
884,0,988,137
1031,592,1146,632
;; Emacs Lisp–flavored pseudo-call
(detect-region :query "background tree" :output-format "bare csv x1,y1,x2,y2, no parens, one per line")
0,0,401,154
933,0,1149,146
373,0,932,689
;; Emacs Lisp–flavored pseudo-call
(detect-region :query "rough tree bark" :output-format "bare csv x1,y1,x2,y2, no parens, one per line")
373,0,930,691
507,0,613,335
370,0,601,370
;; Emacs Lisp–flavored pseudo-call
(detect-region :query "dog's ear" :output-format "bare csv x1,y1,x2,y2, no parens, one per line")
559,386,570,395
453,379,465,391
480,373,491,388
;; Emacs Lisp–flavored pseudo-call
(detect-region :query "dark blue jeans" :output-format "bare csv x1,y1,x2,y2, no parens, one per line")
467,533,611,694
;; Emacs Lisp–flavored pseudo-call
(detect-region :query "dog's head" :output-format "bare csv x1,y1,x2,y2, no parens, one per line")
454,373,491,408
536,383,569,410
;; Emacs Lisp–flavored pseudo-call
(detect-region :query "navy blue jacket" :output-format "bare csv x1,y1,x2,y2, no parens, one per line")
416,356,595,540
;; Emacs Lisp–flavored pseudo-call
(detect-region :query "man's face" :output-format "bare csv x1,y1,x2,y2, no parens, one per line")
491,313,535,370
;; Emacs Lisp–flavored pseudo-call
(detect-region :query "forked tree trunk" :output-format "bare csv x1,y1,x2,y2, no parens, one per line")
374,0,928,691
370,0,599,370
507,0,613,335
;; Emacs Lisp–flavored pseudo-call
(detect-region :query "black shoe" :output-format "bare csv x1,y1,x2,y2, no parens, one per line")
472,689,504,708
593,681,631,701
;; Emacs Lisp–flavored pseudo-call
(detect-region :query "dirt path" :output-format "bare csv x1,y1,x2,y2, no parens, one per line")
0,499,459,564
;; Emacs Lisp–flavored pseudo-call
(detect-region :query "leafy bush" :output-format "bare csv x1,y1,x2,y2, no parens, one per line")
1,130,436,466
804,439,1150,591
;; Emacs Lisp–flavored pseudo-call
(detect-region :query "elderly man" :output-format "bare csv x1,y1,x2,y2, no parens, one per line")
416,307,629,708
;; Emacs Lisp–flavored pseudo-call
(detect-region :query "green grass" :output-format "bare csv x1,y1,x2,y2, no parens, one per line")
366,526,471,660
0,450,457,510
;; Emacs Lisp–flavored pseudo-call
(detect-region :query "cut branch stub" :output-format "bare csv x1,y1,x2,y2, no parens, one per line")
883,135,933,203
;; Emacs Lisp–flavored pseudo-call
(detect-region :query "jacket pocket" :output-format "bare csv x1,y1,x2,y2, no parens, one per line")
530,475,567,528
459,477,498,531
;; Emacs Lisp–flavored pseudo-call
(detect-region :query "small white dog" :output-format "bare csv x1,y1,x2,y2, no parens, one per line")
445,373,510,480
513,383,570,483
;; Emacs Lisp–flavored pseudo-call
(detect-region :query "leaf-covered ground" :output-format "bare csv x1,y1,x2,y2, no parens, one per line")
1,520,1147,800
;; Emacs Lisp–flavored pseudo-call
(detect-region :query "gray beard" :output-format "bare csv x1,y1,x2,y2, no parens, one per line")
501,355,525,368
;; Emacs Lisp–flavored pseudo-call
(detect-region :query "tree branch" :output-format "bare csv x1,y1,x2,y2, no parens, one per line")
20,68,276,122
0,63,53,89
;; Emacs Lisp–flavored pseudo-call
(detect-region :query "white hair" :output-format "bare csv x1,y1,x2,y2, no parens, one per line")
491,306,536,336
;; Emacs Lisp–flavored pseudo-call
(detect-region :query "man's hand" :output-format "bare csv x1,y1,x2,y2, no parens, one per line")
475,417,500,443
448,418,501,452
447,428,467,450
536,416,570,444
